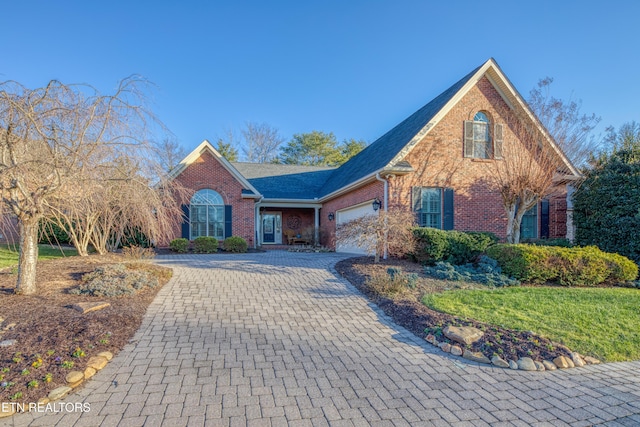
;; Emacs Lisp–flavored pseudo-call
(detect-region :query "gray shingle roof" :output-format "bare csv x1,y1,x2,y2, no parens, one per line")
229,63,482,200
232,163,336,199
318,64,482,197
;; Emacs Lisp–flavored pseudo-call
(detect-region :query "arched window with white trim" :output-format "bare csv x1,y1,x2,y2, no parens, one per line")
190,189,225,240
464,111,503,159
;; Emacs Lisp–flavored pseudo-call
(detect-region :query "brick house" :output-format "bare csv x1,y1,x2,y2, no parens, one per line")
169,58,580,253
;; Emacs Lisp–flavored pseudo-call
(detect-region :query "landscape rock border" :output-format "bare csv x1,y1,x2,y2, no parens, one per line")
0,351,113,418
425,332,600,372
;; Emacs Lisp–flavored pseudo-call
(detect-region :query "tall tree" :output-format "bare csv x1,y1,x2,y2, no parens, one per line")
241,122,284,163
488,109,568,244
528,77,601,167
215,139,239,161
339,138,368,164
278,131,366,166
0,77,167,294
155,137,186,172
573,122,640,263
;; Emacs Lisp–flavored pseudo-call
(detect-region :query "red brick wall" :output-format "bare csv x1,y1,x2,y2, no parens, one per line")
549,192,568,239
320,181,384,247
171,151,255,246
323,76,568,243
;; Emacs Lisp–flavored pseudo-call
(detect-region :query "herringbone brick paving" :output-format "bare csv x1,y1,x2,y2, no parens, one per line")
5,252,640,426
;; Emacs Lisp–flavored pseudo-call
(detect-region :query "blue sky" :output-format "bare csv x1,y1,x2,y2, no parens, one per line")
2,1,638,153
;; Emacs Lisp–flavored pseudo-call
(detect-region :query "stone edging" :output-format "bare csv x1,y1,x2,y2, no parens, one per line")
425,331,601,372
0,351,113,419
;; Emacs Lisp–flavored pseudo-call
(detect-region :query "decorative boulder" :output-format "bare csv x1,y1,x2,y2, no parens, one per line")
443,325,484,346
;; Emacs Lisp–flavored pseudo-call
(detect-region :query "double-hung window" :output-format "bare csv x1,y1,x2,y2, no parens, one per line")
412,187,454,230
464,111,503,159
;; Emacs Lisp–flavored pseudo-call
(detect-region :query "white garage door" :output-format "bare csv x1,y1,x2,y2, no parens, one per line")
336,202,377,255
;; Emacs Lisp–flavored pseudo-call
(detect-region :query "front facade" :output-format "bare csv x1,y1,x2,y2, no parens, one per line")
169,59,579,252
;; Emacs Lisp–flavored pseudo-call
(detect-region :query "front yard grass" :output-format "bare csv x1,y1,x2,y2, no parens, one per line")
0,244,78,269
423,286,640,362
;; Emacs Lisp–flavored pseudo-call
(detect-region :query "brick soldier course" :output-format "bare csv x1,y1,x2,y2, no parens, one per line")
6,252,640,426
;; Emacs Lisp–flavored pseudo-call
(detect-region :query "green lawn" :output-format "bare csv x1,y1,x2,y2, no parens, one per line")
0,244,78,269
423,286,640,362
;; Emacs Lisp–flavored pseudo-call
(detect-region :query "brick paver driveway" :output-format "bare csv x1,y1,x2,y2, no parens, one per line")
6,252,640,426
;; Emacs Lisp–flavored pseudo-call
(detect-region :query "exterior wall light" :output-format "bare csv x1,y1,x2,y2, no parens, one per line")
328,212,335,221
372,198,382,211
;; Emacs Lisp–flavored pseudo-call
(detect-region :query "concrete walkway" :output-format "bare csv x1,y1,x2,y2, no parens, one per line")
5,252,640,426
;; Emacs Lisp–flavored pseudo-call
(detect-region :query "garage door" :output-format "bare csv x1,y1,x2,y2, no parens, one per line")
336,202,377,254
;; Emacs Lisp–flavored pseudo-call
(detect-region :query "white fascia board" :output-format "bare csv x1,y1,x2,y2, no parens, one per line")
382,59,580,178
318,172,381,203
168,140,263,197
259,200,323,208
484,65,581,177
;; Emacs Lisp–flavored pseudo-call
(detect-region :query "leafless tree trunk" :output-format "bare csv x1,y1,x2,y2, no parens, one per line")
0,76,163,294
489,108,568,243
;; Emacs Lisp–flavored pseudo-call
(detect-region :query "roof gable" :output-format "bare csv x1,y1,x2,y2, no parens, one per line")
319,64,482,198
169,140,261,198
319,58,579,199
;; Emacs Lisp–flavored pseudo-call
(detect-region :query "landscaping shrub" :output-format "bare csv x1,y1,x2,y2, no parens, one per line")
223,236,248,253
487,244,639,286
193,236,218,253
71,264,159,297
169,238,189,253
412,228,496,265
528,238,574,247
120,227,152,248
366,267,417,297
386,267,419,289
424,256,520,287
38,220,70,245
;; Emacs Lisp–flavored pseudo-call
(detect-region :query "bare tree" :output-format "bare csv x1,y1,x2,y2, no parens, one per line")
528,77,600,167
241,121,284,163
155,136,186,172
336,207,417,263
0,77,160,294
489,109,568,244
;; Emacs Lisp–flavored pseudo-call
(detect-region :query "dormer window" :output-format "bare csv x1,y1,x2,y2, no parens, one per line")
464,112,503,159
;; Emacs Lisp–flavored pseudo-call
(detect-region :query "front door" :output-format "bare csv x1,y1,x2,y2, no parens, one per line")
262,213,282,244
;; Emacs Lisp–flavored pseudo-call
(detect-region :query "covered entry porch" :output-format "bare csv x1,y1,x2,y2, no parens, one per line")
255,202,323,247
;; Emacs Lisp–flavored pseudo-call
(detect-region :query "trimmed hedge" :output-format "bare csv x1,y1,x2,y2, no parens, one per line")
486,244,638,286
412,228,498,265
169,238,189,253
224,236,248,253
193,236,218,253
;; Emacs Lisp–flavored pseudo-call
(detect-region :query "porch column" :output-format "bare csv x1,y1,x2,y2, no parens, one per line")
314,207,319,245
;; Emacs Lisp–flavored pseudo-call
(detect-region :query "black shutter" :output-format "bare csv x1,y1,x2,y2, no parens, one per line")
412,187,423,226
494,123,503,159
540,199,550,239
224,205,232,238
464,121,474,158
443,188,454,230
181,204,190,239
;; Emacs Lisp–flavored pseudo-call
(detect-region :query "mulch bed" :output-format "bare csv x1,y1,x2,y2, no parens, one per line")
335,256,573,363
0,254,171,404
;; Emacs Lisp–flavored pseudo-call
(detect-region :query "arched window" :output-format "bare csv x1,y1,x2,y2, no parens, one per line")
190,189,225,240
472,112,491,159
464,111,502,159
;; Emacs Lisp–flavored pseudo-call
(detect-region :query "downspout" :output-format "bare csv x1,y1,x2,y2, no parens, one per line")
375,173,389,260
254,196,263,249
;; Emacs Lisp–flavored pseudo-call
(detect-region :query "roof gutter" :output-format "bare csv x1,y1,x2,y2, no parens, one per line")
375,173,389,260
